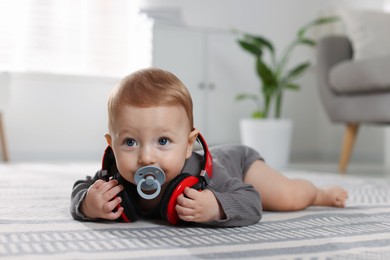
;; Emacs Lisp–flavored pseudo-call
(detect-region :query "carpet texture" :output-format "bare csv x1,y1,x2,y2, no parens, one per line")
1,163,390,259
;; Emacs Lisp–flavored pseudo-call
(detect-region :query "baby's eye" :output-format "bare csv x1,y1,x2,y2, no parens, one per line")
158,137,170,146
124,138,136,147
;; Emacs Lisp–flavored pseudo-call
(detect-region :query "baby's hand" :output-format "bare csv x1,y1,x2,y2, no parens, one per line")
175,187,225,223
80,179,124,220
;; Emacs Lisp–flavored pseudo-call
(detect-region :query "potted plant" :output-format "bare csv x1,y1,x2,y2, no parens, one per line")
234,16,338,169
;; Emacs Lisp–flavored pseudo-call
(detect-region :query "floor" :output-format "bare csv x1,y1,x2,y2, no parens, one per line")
289,161,390,179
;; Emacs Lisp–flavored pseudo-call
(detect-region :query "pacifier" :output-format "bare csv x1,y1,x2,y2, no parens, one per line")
134,166,166,200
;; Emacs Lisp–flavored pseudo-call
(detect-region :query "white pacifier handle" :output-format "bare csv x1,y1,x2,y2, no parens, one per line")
136,178,161,200
134,166,166,200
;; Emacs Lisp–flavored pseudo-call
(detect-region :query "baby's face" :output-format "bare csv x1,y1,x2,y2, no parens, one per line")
107,105,196,186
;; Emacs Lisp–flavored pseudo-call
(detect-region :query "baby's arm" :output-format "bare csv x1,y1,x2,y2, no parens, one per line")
175,162,262,227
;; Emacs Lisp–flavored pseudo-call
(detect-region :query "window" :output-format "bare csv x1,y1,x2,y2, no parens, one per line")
0,0,153,77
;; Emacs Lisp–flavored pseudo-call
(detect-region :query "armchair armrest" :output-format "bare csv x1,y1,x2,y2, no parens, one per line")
316,36,354,122
317,36,353,77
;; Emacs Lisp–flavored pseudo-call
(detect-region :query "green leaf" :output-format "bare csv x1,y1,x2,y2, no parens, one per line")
245,34,274,54
312,16,340,26
298,38,316,47
256,59,276,86
235,93,259,101
251,111,264,119
286,62,311,80
262,85,275,98
238,40,262,57
297,16,340,38
284,83,300,90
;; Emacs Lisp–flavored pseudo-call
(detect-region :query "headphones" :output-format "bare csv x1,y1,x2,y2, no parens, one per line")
101,133,213,225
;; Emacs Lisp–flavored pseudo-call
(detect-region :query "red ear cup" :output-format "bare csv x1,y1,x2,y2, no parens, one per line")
160,173,200,225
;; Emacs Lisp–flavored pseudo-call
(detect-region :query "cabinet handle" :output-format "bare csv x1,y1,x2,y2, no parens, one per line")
199,82,216,90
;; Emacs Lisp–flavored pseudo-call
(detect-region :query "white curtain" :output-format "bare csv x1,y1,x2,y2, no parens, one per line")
0,0,153,77
385,0,390,12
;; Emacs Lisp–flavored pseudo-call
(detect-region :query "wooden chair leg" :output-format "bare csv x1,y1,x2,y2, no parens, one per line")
339,123,359,174
0,113,9,162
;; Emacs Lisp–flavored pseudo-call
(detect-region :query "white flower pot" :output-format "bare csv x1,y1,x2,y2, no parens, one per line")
239,118,293,170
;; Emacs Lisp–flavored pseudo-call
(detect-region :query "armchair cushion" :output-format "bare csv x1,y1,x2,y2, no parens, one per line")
329,55,390,94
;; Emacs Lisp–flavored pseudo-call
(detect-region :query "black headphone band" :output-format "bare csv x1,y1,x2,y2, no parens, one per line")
194,132,212,187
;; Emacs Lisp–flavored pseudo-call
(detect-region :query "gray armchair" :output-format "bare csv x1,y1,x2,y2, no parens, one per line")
316,35,390,173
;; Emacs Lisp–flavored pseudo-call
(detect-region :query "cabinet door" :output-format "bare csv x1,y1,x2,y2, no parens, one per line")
152,25,256,145
152,24,207,135
206,32,255,144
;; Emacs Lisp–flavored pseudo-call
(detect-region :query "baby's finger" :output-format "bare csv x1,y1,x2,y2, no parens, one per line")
175,204,194,217
176,194,195,208
99,179,119,192
183,187,200,200
103,184,123,201
177,210,196,222
91,179,105,189
103,196,122,213
104,207,124,220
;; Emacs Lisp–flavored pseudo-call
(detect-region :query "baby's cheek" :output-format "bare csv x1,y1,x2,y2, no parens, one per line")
164,169,185,185
116,163,136,184
164,173,178,184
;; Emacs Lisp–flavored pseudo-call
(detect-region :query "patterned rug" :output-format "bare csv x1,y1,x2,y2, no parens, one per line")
1,163,390,259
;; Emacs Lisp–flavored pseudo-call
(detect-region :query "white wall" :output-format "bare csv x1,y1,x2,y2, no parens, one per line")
0,0,387,163
2,72,120,161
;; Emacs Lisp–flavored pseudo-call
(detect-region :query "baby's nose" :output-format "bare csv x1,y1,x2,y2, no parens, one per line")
138,147,157,165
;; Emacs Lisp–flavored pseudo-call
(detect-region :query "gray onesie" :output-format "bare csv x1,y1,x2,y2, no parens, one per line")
70,144,263,227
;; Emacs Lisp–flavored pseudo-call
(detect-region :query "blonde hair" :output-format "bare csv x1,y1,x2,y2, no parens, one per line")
107,67,194,131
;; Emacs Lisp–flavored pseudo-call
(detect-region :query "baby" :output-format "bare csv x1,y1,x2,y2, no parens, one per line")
71,67,348,227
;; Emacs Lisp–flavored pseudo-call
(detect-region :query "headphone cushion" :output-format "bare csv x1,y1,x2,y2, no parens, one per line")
160,173,199,225
115,174,140,222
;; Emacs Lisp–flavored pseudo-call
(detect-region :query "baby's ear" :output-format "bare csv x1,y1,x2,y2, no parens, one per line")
186,129,199,158
104,133,112,147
